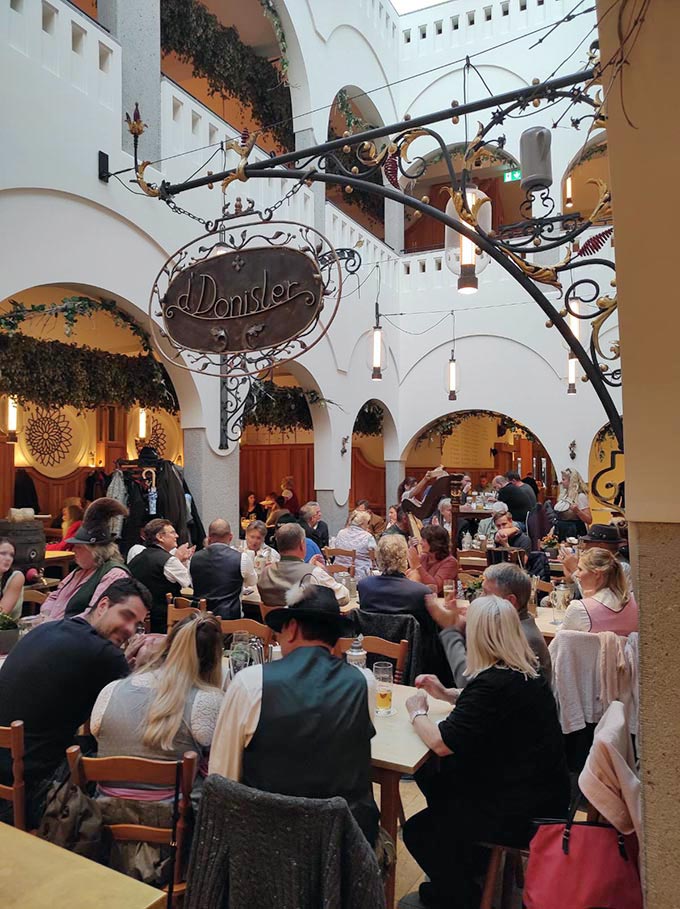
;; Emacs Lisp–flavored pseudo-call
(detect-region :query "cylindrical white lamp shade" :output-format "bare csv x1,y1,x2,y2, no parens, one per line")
7,397,18,433
448,356,457,400
445,187,492,278
519,126,553,192
139,408,148,439
565,175,574,208
372,327,383,380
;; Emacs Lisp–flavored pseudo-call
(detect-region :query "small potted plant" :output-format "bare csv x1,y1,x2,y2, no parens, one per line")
539,529,558,559
0,614,20,655
463,577,483,602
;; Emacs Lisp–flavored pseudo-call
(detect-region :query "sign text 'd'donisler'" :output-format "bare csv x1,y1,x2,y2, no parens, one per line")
161,246,324,354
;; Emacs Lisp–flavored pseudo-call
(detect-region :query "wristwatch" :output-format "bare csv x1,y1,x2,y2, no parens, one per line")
410,709,429,724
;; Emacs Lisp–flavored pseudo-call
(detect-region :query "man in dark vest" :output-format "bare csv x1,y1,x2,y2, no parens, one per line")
128,518,194,632
190,519,258,619
209,586,380,845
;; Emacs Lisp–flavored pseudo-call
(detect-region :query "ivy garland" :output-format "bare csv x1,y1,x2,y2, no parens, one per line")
0,296,177,412
258,0,288,77
416,410,537,448
327,128,384,223
335,89,369,132
243,380,384,436
160,0,294,150
0,335,177,413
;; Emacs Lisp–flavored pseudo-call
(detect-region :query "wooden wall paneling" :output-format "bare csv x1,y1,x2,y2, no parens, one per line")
0,441,16,517
240,444,315,507
350,449,386,514
20,467,91,519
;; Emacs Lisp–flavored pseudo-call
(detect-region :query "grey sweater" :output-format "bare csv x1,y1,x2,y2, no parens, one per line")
184,775,385,909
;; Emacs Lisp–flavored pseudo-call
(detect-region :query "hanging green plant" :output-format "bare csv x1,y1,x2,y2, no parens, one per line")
416,410,536,447
0,334,177,413
161,0,294,150
335,89,369,132
0,295,177,412
258,0,289,77
353,400,384,437
327,128,384,223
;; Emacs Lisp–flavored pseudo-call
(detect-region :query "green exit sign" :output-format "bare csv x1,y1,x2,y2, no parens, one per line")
503,169,522,183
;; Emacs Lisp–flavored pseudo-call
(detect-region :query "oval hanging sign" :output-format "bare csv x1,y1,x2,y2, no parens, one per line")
161,246,324,354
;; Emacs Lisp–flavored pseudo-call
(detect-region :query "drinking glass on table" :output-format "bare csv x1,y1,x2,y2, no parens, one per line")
442,580,455,600
374,661,394,716
231,631,250,654
229,649,250,680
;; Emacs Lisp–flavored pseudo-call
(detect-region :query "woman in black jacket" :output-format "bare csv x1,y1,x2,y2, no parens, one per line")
403,595,569,909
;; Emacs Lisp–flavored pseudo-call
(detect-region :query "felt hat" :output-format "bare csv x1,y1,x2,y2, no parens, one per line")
579,523,622,545
264,585,355,635
65,497,128,545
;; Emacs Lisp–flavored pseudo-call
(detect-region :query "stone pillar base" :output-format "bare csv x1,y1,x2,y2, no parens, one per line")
630,520,680,906
183,429,239,535
315,490,348,538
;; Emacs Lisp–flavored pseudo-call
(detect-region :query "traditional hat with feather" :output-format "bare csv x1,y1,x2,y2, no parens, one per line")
65,497,128,545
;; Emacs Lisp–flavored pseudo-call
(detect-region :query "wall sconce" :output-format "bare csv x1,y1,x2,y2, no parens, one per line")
569,440,577,460
340,435,349,456
138,407,148,443
565,175,574,209
6,397,18,444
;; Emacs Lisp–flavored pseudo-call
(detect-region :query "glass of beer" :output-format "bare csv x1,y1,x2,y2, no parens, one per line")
374,661,394,716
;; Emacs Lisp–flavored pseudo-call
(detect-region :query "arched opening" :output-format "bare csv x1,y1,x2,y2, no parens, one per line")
238,367,319,511
0,283,183,518
348,400,397,515
327,86,386,239
401,410,556,503
589,421,625,524
404,144,525,253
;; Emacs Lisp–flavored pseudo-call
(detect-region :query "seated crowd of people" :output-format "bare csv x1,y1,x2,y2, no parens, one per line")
0,467,637,908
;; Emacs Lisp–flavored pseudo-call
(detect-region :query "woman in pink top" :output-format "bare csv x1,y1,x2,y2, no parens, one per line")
407,524,458,595
562,547,638,635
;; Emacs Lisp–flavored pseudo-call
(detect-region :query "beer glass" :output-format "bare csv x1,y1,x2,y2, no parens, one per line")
374,661,394,716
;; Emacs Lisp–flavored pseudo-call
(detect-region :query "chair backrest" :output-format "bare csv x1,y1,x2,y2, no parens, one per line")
22,589,47,617
166,596,208,632
458,571,483,584
333,636,409,683
184,775,385,909
259,603,281,624
323,547,356,563
0,721,25,830
323,563,356,579
353,610,423,685
66,745,197,884
220,618,273,648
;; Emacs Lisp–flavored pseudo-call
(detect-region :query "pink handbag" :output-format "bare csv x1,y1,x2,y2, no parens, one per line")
524,818,642,909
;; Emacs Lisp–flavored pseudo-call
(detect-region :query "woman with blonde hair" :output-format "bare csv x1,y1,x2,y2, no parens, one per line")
554,468,592,541
403,596,569,909
333,510,376,579
90,612,224,883
562,547,638,635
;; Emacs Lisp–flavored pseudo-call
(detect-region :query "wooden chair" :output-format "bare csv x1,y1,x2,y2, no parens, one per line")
322,547,356,578
219,618,273,648
534,579,554,595
258,603,281,624
458,570,483,585
333,636,409,684
0,721,25,830
166,595,208,632
66,745,197,900
22,589,47,617
479,843,527,909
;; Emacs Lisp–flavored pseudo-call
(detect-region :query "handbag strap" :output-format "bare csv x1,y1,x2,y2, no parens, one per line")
562,791,630,860
165,760,182,909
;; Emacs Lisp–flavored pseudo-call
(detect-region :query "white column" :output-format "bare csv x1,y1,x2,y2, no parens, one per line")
183,428,239,535
98,0,161,161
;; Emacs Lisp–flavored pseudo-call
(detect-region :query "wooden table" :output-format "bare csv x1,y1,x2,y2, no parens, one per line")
42,550,75,578
0,822,166,908
535,605,559,643
371,684,450,907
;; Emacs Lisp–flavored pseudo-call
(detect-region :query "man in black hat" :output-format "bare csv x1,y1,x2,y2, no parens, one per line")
559,523,632,594
209,585,380,845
